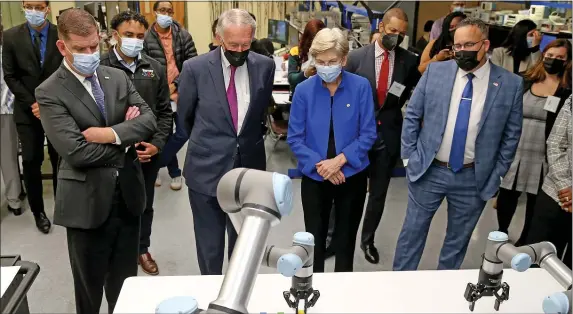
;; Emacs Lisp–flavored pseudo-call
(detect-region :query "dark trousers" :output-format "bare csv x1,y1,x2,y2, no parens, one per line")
16,121,58,215
188,188,238,275
496,187,537,245
139,157,160,255
325,206,335,248
361,148,398,245
301,171,367,272
66,186,139,314
526,189,572,268
160,113,187,178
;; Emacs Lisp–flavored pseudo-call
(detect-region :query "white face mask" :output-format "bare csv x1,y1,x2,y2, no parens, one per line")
118,36,144,58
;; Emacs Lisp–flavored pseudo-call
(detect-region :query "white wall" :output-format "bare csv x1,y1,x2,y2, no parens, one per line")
186,1,212,55
50,1,76,24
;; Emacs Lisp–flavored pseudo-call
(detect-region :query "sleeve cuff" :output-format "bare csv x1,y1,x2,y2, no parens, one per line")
111,128,122,145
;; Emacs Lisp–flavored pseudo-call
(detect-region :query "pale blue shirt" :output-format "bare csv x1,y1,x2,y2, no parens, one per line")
113,46,140,74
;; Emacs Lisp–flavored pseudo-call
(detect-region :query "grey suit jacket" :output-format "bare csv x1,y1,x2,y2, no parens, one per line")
35,64,157,229
177,47,276,196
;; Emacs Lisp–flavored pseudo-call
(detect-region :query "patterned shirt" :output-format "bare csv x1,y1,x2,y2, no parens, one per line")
542,96,572,203
374,39,395,90
1,47,15,115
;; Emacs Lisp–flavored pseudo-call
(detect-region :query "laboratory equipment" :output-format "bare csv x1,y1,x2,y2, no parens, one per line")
464,231,572,313
269,19,289,45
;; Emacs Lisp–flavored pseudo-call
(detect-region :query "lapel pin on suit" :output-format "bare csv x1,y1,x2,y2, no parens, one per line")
104,76,110,80
346,104,350,107
493,82,499,87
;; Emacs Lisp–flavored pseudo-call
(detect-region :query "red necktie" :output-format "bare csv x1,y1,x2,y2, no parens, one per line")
377,50,390,108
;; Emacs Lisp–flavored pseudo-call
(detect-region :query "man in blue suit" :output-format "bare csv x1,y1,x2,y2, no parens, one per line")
394,18,523,271
177,9,275,275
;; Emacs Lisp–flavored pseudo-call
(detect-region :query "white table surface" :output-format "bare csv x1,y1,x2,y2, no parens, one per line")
1,266,20,298
114,269,562,313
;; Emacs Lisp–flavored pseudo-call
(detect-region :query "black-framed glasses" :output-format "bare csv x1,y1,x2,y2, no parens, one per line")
156,8,174,15
452,39,484,52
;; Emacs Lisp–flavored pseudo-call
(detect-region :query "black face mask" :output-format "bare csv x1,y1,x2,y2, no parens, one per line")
543,58,565,75
224,48,249,67
381,33,404,51
454,43,484,72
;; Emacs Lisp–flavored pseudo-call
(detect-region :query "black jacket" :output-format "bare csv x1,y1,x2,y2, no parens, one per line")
100,49,172,151
346,44,421,155
143,21,197,76
2,22,63,124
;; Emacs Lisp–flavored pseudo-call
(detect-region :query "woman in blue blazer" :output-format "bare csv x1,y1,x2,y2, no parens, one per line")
287,28,377,272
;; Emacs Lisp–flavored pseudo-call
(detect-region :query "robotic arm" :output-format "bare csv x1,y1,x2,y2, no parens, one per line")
208,168,319,314
464,231,572,313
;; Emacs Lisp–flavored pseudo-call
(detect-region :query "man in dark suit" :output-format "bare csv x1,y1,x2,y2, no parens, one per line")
345,8,420,264
178,8,275,275
100,10,172,276
2,1,63,233
35,9,157,314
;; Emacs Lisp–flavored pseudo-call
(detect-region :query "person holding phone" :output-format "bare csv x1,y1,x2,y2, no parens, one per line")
418,11,466,74
491,19,542,75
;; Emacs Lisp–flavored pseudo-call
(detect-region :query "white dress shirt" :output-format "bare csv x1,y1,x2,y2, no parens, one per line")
435,61,491,164
220,48,250,135
63,60,123,146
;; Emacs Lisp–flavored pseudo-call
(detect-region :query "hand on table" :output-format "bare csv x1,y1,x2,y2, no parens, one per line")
82,127,116,144
135,141,159,163
125,106,140,121
31,102,40,119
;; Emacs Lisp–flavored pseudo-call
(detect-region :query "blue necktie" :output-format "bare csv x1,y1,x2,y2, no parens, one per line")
449,73,474,173
86,75,107,122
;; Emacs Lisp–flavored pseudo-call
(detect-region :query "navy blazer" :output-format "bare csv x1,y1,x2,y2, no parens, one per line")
287,71,377,181
402,60,523,200
177,47,275,196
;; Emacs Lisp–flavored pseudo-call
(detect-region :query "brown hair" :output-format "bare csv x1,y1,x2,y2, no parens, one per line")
299,19,326,63
524,38,572,88
57,8,98,40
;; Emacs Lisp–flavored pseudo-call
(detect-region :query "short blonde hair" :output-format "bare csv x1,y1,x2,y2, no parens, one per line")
309,28,349,59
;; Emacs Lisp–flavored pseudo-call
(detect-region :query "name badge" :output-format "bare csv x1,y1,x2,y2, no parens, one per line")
388,82,406,97
141,69,155,78
544,96,560,113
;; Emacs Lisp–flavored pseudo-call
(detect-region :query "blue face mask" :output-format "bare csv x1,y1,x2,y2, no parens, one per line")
119,37,144,58
156,14,173,28
24,9,46,27
526,36,534,48
452,6,464,12
315,64,342,83
67,46,100,76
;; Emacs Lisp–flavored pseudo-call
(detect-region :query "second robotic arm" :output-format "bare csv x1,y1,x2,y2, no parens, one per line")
465,231,572,313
